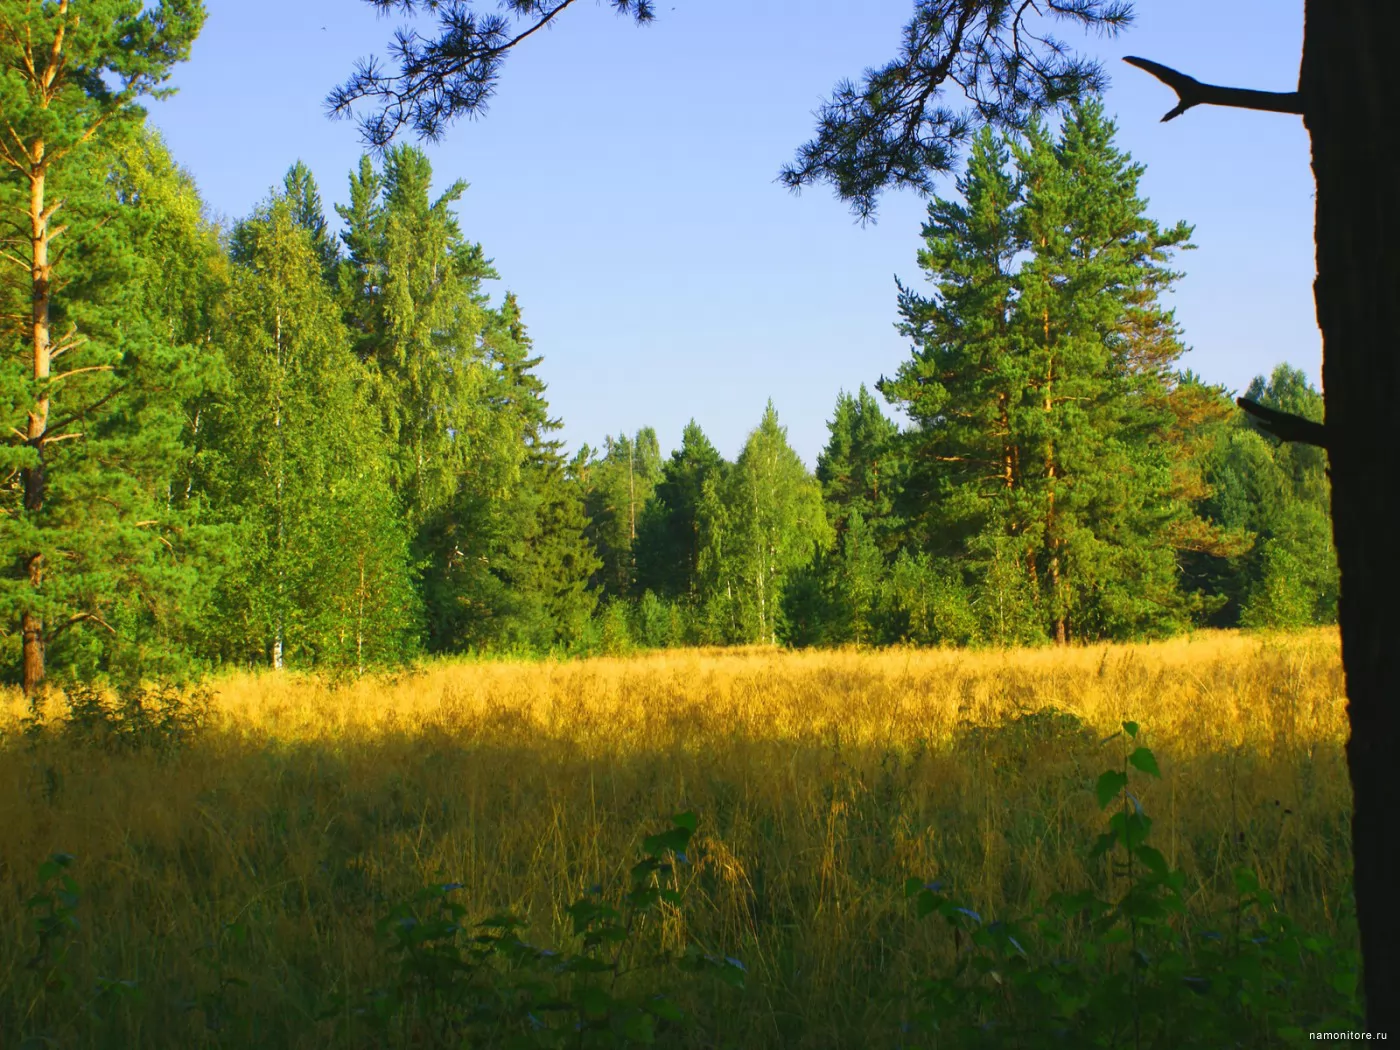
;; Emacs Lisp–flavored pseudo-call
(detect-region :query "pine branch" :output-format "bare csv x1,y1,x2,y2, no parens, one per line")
331,1,655,146
45,611,116,643
1122,57,1302,122
1237,397,1328,448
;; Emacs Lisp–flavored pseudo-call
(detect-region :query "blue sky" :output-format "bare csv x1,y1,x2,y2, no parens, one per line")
146,0,1315,467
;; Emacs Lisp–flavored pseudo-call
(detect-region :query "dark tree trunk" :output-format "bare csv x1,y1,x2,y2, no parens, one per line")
1302,1,1400,1033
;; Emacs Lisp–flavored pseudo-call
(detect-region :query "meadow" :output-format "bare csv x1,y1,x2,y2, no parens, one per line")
0,630,1359,1048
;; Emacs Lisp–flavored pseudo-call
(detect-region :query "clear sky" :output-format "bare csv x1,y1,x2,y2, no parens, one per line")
145,0,1316,467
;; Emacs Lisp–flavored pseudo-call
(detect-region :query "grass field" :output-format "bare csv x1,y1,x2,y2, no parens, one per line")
0,630,1357,1047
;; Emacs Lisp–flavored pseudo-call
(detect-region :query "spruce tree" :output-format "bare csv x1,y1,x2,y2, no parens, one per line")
422,293,599,652
334,146,501,527
282,161,340,274
816,385,903,547
635,420,725,604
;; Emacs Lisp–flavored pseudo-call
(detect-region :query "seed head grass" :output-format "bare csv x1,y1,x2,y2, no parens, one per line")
0,629,1352,1047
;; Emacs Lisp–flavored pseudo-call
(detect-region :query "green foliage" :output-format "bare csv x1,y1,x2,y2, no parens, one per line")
319,811,745,1048
879,107,1223,645
900,723,1361,1047
636,421,725,605
0,3,1340,676
698,402,833,645
22,681,212,758
200,197,420,670
336,146,501,528
1187,365,1338,630
581,429,665,601
422,294,600,655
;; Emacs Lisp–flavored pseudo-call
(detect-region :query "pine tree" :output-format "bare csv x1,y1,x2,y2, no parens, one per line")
1012,102,1197,642
885,105,1204,644
880,127,1027,581
0,0,207,691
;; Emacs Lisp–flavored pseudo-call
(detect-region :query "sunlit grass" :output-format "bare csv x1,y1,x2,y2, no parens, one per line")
0,629,1353,1048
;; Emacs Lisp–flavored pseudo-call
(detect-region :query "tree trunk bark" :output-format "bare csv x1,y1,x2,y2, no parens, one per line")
1302,1,1400,1032
21,157,51,695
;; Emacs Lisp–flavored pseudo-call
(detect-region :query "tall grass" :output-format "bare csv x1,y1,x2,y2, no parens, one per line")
0,629,1353,1047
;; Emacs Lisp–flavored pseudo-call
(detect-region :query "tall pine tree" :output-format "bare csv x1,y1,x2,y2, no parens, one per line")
1,0,208,690
885,105,1205,644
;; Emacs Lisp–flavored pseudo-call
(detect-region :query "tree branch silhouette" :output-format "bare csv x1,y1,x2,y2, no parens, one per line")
1237,397,1328,449
1122,56,1302,122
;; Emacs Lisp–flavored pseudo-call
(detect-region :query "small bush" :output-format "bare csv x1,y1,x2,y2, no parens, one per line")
22,681,213,757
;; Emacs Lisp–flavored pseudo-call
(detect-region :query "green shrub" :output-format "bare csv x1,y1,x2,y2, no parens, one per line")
320,811,746,1048
899,721,1362,1048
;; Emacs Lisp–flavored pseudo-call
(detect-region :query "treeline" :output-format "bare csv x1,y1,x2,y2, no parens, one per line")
2,70,1333,683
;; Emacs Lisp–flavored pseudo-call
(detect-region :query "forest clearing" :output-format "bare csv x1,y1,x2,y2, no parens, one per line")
3,0,1392,1039
0,629,1358,1047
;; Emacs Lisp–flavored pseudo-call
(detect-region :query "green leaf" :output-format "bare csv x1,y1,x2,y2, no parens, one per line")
670,811,697,833
1096,770,1128,808
642,828,691,856
1134,845,1169,879
648,996,684,1022
577,985,612,1018
1122,721,1139,739
1127,747,1161,778
622,1011,656,1042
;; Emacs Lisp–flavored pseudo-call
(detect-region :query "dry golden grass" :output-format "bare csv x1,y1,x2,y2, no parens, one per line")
0,629,1354,1048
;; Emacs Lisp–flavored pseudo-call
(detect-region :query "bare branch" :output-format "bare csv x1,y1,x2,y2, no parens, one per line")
48,364,111,384
1122,56,1302,122
45,611,117,643
1237,397,1328,449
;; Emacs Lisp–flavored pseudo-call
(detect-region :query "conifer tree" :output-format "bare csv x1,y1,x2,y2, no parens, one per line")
880,127,1025,566
635,420,725,604
422,293,598,652
0,0,206,691
582,428,663,599
816,385,902,546
282,161,340,274
1012,101,1195,641
885,105,1204,643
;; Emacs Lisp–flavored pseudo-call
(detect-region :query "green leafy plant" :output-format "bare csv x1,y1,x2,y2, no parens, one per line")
900,721,1361,1049
13,853,146,1050
321,811,745,1047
